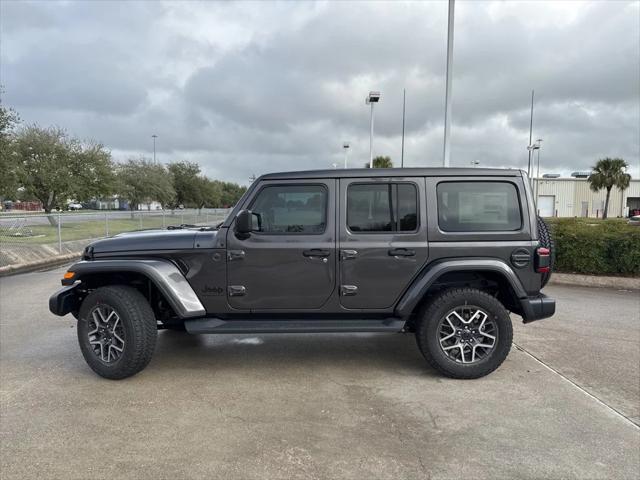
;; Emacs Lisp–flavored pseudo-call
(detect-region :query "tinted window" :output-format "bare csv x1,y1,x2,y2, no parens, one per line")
437,182,522,232
250,184,327,234
347,183,417,232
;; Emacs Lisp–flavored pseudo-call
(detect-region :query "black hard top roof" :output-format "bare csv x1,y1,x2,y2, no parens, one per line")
259,167,524,180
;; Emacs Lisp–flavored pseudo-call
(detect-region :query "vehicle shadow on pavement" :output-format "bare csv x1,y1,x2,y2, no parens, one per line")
150,330,436,377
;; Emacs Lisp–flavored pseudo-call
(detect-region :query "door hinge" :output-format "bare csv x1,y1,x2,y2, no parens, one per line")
340,249,358,260
227,250,245,261
341,285,358,296
228,285,247,297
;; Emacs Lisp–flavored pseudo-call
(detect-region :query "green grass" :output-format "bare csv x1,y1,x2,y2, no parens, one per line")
1,218,166,244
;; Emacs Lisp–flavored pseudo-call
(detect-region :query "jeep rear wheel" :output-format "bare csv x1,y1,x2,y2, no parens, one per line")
77,286,157,379
416,288,513,379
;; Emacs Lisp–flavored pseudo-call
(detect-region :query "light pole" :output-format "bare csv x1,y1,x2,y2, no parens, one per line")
527,90,535,177
366,91,381,168
527,140,541,193
151,134,158,164
442,0,455,167
343,142,350,169
535,138,543,200
401,88,406,168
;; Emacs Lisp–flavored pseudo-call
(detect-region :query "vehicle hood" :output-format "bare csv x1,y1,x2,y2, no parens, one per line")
89,229,217,253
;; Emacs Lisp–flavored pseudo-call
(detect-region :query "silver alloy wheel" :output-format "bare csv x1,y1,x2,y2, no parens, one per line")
437,305,497,364
87,305,125,363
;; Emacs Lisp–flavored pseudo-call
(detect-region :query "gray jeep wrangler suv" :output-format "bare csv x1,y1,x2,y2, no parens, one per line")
50,168,555,380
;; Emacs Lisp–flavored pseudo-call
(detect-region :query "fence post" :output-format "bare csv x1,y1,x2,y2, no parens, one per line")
105,212,109,237
162,210,166,229
139,211,143,229
57,213,62,254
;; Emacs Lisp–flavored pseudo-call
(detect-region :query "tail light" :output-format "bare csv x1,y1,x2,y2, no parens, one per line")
536,247,550,273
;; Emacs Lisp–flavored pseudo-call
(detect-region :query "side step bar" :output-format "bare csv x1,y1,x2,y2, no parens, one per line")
184,318,406,334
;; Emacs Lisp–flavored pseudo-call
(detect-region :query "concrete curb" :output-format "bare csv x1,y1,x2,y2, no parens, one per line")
0,253,81,277
550,273,640,290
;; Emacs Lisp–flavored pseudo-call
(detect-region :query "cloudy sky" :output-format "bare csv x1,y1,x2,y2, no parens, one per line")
1,0,639,184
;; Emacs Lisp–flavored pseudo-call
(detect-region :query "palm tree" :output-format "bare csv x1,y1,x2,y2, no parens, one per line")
587,157,631,219
364,156,393,168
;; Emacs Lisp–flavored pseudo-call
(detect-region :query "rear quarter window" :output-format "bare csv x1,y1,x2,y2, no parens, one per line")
437,181,522,232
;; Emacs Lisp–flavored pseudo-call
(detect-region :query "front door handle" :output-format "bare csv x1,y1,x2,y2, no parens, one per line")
303,248,331,258
388,248,415,257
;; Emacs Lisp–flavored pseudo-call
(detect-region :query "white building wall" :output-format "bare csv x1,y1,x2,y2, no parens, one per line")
533,178,640,218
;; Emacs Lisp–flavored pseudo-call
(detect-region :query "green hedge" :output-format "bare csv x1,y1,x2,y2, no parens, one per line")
547,218,640,276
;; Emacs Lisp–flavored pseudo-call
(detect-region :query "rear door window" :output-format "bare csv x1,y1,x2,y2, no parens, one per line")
437,182,522,232
347,183,418,232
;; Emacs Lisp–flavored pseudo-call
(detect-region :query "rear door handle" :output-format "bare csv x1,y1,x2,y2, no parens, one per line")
303,248,331,258
388,248,415,257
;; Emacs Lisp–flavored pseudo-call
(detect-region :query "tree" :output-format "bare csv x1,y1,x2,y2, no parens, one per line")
364,156,393,168
13,125,114,224
195,177,222,210
116,158,175,217
0,99,20,198
217,181,247,207
167,161,203,209
587,157,631,219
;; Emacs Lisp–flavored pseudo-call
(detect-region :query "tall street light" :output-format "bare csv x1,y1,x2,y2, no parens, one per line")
151,134,158,164
366,91,381,168
343,142,350,169
535,138,543,200
442,0,455,167
527,140,541,192
526,90,535,177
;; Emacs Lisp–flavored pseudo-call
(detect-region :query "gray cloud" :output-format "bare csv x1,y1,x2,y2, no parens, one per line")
1,0,638,183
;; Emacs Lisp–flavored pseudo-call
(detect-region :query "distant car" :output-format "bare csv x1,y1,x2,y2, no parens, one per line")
628,215,640,226
67,202,83,211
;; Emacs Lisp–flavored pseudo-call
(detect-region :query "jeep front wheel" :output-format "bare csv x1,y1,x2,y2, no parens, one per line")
416,288,513,379
77,286,157,379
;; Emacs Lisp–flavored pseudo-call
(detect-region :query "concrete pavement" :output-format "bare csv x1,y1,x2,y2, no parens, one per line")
1,268,638,479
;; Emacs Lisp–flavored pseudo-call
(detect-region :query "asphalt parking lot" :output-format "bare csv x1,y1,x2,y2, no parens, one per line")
1,268,639,479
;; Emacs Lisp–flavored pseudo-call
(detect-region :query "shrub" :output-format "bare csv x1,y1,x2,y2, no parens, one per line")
547,218,640,276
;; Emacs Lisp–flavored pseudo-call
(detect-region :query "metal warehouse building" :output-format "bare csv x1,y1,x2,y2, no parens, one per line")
532,176,640,218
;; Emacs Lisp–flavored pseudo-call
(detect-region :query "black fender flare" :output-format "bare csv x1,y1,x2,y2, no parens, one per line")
60,259,205,318
394,258,528,320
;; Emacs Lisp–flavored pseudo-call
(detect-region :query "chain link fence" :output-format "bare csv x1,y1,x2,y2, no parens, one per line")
0,208,231,268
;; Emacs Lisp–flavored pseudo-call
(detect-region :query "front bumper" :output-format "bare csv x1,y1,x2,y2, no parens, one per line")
49,284,82,317
520,293,556,323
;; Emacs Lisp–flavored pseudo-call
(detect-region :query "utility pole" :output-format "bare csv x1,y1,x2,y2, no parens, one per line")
401,88,406,168
366,91,381,168
152,134,158,164
527,90,535,177
343,142,350,169
442,0,455,167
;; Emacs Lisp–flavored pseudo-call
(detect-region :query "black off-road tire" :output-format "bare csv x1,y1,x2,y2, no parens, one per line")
77,286,157,380
537,216,555,288
415,288,513,379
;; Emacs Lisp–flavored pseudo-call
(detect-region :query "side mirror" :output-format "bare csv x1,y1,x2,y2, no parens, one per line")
234,209,253,238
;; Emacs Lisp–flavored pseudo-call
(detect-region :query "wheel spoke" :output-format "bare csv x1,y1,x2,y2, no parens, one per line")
479,330,496,341
459,345,467,363
105,310,117,323
440,333,456,343
449,311,466,324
